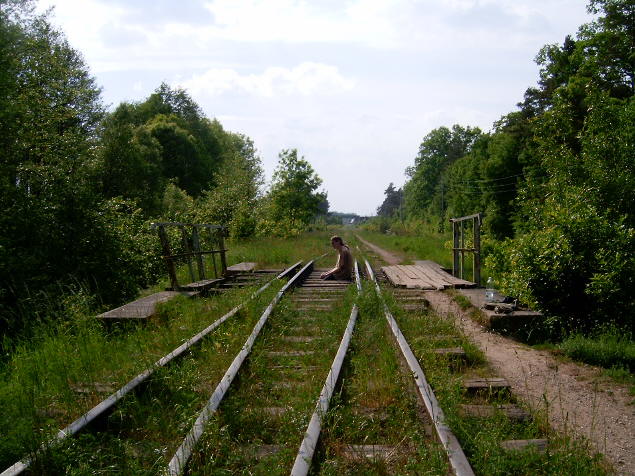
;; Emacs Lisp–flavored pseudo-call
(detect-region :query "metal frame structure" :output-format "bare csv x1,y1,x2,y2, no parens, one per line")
152,222,228,290
449,213,482,286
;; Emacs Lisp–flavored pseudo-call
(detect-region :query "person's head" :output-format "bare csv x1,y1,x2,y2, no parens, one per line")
330,236,344,249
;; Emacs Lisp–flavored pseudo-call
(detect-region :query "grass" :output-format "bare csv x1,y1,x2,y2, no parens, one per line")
188,264,354,474
382,286,609,475
316,282,450,475
558,330,634,372
0,273,284,472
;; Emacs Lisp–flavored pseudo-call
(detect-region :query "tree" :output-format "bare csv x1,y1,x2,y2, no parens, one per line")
266,149,326,227
403,125,481,219
97,84,226,205
0,3,160,338
376,183,403,218
195,133,264,237
486,0,635,332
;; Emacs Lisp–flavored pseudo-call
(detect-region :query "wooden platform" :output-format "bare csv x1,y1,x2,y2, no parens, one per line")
456,288,543,331
381,260,475,290
180,278,224,292
98,291,192,320
226,262,257,275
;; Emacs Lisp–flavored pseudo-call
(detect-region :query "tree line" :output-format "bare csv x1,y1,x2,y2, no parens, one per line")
0,0,327,341
375,0,634,334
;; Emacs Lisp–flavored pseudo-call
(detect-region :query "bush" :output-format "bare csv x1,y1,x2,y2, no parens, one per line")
486,197,635,332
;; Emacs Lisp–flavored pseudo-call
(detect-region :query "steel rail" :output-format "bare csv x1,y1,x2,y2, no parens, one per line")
166,259,316,476
1,262,302,476
364,260,475,476
290,261,362,476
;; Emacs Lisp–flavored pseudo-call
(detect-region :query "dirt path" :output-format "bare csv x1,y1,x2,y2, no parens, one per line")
355,235,402,265
358,236,634,475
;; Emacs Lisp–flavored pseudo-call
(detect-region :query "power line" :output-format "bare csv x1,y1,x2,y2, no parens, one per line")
454,173,524,184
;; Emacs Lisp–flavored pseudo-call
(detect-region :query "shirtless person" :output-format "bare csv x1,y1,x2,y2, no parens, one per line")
320,236,353,281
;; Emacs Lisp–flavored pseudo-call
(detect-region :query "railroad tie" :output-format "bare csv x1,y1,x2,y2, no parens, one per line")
243,444,283,460
500,439,549,453
261,407,288,417
281,336,315,343
458,404,530,421
462,377,511,393
432,347,466,357
341,444,401,461
266,350,314,357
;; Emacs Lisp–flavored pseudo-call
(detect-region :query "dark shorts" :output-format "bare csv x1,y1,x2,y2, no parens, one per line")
324,272,352,281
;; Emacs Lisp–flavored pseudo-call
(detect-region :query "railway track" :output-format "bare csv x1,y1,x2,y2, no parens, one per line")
1,263,302,476
3,253,494,475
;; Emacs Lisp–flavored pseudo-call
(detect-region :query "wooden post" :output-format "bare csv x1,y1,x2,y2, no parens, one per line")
157,225,179,291
209,228,218,278
473,213,481,286
179,225,196,283
452,220,460,278
191,226,206,280
218,231,228,276
460,221,465,280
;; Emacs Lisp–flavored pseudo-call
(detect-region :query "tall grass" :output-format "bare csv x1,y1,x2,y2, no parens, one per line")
0,277,283,471
559,328,634,372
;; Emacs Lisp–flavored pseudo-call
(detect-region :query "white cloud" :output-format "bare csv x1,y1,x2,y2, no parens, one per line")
200,0,401,47
177,62,355,97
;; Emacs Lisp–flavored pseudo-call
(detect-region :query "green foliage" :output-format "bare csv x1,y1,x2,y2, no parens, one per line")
403,124,482,221
559,328,635,371
396,1,635,335
259,149,326,236
195,134,263,238
161,182,194,222
376,182,403,218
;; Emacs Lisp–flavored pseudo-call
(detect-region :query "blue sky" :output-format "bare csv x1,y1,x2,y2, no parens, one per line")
38,0,593,215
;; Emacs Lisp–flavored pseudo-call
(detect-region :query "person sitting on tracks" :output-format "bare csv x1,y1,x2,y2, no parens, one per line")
320,236,353,281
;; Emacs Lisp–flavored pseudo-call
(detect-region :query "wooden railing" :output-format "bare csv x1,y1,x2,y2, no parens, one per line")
151,222,227,291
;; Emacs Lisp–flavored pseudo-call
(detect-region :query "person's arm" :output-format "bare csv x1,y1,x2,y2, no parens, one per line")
320,252,341,278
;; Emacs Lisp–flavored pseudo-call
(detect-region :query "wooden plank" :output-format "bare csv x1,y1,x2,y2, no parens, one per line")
414,262,460,287
226,262,257,274
432,347,465,356
181,278,224,291
415,260,476,287
382,266,430,289
463,377,510,391
458,404,530,421
500,439,548,452
409,265,446,289
98,291,184,319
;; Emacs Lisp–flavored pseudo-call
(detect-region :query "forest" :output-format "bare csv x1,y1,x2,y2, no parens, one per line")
0,1,329,343
374,0,634,337
1,0,633,348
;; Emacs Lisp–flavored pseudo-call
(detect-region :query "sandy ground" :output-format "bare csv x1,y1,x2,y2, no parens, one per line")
358,235,634,475
355,235,402,265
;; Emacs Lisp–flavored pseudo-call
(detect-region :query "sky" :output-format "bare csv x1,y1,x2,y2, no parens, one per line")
37,0,594,216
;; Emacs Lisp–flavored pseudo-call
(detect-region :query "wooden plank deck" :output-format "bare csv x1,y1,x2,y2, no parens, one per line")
226,262,257,274
180,278,225,292
381,260,476,290
98,291,191,320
